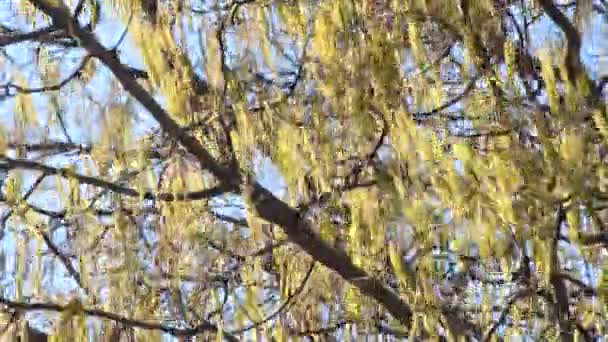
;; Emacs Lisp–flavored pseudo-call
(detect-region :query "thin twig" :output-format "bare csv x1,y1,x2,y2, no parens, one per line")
483,289,534,342
2,55,92,95
34,223,84,289
229,260,316,335
0,172,47,236
0,156,231,202
0,296,237,341
412,75,480,120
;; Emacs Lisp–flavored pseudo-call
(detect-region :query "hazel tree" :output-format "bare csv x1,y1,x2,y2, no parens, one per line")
0,0,606,341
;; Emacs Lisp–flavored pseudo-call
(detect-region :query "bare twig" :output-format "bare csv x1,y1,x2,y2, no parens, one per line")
483,289,534,342
412,76,480,120
0,172,47,235
0,296,237,341
0,26,69,47
0,156,230,201
34,224,84,289
2,55,92,95
6,141,90,154
229,260,315,335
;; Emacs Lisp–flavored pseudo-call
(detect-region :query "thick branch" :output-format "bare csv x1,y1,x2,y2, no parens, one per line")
0,26,68,47
537,0,583,84
28,0,236,185
550,206,574,342
536,0,605,114
247,184,413,326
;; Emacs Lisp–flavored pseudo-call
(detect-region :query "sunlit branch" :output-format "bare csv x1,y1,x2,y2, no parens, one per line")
0,296,238,341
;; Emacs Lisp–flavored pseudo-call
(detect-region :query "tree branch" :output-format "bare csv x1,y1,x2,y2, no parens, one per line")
1,55,91,99
0,296,237,341
28,0,236,185
0,26,69,47
0,156,230,201
0,172,47,235
412,76,480,120
537,0,583,84
578,232,608,246
229,260,315,335
34,224,84,290
27,0,418,331
550,205,574,342
483,289,534,342
6,141,91,154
